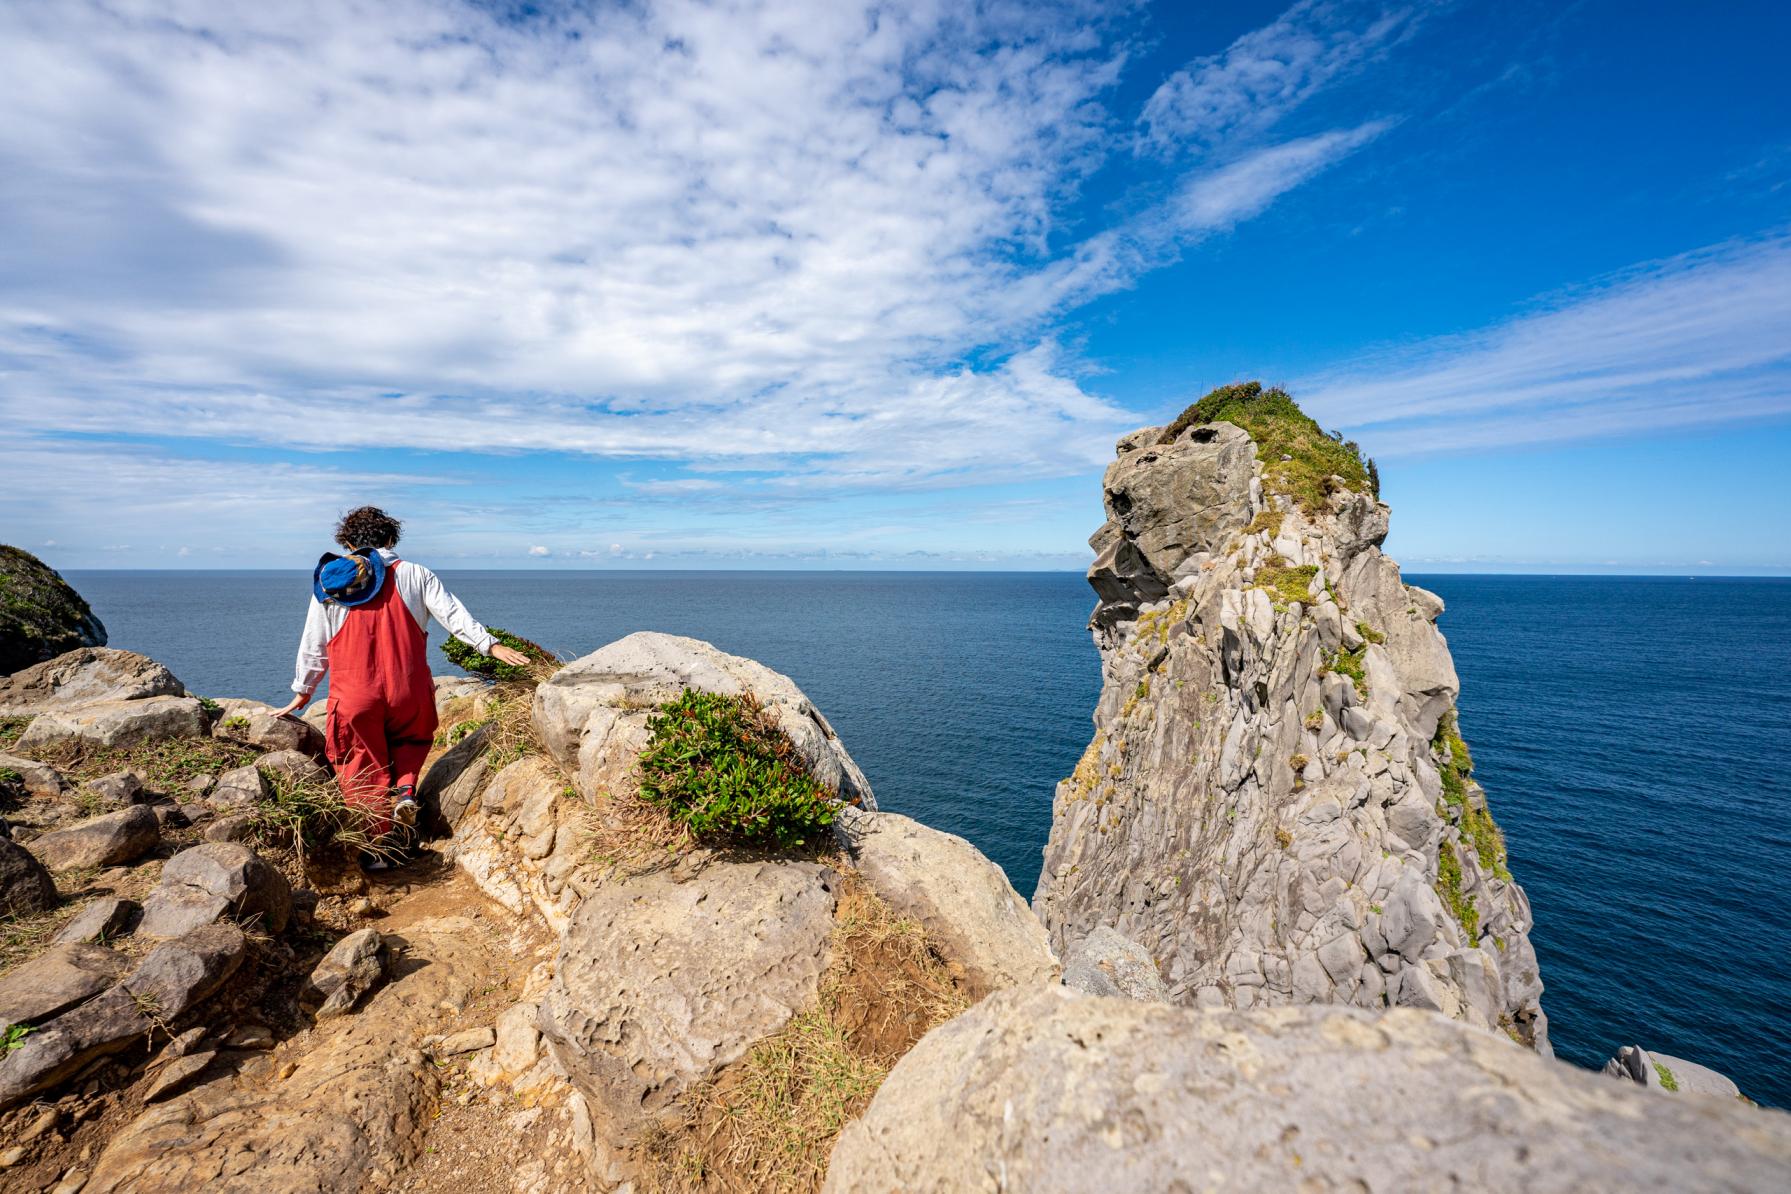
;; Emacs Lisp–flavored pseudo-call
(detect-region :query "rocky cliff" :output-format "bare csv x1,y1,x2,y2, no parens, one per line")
1034,384,1550,1051
0,547,107,677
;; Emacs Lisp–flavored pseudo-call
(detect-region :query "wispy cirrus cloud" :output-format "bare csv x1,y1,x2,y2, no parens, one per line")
1300,233,1791,454
1139,0,1423,157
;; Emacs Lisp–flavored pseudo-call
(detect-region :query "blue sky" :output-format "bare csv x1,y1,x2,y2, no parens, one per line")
3,0,1787,573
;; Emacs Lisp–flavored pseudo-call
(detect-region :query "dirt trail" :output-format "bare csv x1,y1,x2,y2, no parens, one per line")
15,868,572,1194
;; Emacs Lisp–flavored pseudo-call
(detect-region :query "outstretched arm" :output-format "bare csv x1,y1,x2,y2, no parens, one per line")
279,597,331,715
418,568,529,666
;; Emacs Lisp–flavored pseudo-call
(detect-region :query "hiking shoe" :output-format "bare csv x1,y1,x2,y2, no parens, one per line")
392,785,418,828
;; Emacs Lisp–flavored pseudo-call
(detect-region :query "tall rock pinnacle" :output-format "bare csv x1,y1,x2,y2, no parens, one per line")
1034,383,1549,1052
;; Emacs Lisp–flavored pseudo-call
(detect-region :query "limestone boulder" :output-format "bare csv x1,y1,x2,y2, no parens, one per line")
51,896,139,945
837,808,1056,998
79,770,146,809
25,804,159,870
303,927,386,1019
538,859,838,1126
138,842,291,938
534,631,875,811
1606,1044,1745,1098
0,835,56,918
17,696,208,751
0,550,108,677
211,700,326,758
0,750,70,800
253,749,330,790
419,722,493,829
824,986,1791,1193
0,924,245,1111
205,764,270,811
0,942,128,1030
0,647,178,714
1060,925,1168,1002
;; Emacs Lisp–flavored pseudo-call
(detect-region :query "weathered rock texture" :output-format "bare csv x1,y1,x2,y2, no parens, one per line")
0,835,57,918
825,985,1791,1193
836,807,1057,998
534,630,875,811
1607,1043,1744,1098
17,695,209,752
0,548,107,676
0,647,179,714
1035,409,1550,1050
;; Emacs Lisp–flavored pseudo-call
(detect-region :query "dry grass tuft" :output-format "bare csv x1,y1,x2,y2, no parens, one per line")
23,735,259,790
638,873,967,1193
253,767,403,872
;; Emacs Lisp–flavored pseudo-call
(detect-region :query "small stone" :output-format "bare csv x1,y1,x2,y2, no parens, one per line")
434,1026,495,1057
0,836,57,918
348,897,375,917
159,1026,209,1062
78,771,145,808
304,927,386,1020
0,942,129,1027
206,765,270,812
142,1051,217,1103
224,1025,274,1049
0,1145,26,1168
201,814,256,844
51,897,139,946
182,774,215,799
21,1107,60,1142
137,842,291,938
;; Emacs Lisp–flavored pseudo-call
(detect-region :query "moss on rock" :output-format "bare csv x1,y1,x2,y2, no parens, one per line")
1157,382,1376,514
0,546,107,676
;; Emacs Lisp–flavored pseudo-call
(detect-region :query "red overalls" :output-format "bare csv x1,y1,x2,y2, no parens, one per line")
325,560,438,835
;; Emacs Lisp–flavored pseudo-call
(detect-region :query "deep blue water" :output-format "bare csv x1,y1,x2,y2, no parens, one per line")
61,569,1791,1107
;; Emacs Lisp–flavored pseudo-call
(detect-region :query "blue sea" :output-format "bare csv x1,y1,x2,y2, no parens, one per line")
62,569,1791,1107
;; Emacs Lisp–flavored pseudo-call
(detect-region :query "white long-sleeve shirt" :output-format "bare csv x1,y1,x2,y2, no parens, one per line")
292,548,496,695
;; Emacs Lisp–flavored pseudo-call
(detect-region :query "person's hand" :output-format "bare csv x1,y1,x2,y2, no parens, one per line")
274,692,312,719
491,644,530,667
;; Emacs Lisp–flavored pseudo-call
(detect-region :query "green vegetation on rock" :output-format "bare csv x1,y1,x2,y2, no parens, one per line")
1433,712,1510,880
1655,1061,1680,1092
1157,382,1377,514
1320,644,1368,698
1436,840,1478,941
441,626,559,682
1255,560,1318,609
0,545,107,675
638,689,839,850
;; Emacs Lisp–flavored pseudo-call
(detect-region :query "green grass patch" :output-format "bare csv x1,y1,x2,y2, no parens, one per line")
442,626,560,683
1355,621,1386,644
1321,645,1368,698
27,735,259,790
1654,1061,1679,1092
638,690,839,851
1255,560,1318,609
0,717,27,749
1158,382,1377,513
1436,842,1478,941
1245,506,1284,538
1433,712,1509,880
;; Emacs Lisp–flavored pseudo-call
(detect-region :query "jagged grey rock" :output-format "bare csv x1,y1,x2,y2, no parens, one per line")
17,696,208,752
1606,1044,1745,1098
0,924,245,1111
824,985,1791,1193
79,770,146,808
138,842,291,938
25,804,160,871
51,896,139,945
303,927,385,1019
0,836,56,918
534,631,875,811
1060,925,1168,1002
205,764,270,811
0,942,128,1029
211,699,326,757
0,750,70,799
836,807,1056,998
0,647,181,715
1035,414,1549,1051
253,749,330,789
0,549,108,676
539,859,837,1127
419,722,492,828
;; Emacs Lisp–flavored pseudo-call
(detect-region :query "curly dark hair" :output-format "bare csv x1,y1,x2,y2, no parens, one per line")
334,506,402,550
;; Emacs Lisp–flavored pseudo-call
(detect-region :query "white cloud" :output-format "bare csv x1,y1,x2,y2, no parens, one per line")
0,0,1399,504
1175,122,1392,232
1139,0,1420,156
528,545,551,557
1300,234,1791,454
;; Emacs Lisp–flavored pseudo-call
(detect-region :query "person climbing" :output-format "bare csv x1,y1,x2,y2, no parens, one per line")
275,506,528,859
